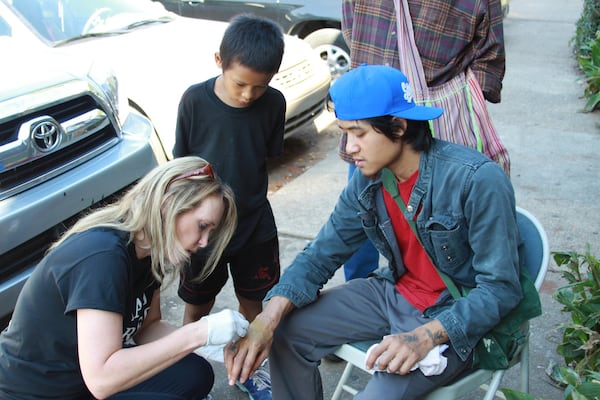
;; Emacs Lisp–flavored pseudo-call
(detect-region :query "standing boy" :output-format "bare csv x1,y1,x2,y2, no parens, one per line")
173,14,285,400
225,65,522,399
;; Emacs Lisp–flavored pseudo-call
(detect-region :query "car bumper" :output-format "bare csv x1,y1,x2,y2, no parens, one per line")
277,58,332,137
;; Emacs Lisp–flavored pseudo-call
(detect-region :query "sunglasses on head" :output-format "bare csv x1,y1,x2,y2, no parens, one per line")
167,164,214,189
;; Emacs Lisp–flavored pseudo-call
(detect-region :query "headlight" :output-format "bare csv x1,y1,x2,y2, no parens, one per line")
86,61,130,127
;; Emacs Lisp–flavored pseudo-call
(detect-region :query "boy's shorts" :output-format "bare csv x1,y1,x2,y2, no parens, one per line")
178,236,280,305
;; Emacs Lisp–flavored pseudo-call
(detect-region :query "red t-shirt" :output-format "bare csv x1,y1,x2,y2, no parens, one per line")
382,171,445,311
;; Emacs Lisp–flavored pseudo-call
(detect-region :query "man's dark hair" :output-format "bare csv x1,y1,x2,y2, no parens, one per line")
326,95,433,151
365,116,433,151
219,14,284,73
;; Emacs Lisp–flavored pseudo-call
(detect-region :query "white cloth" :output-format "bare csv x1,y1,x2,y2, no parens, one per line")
366,343,449,376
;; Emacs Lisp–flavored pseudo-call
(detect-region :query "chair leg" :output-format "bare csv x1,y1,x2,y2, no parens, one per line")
482,370,506,400
520,341,530,393
332,362,354,400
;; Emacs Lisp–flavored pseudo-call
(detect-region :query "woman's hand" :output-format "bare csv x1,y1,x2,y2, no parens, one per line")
202,309,249,346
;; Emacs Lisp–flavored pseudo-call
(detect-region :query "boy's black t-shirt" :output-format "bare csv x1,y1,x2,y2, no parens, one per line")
173,77,286,253
0,228,158,399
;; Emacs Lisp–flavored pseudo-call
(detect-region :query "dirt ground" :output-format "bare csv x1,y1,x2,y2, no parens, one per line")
267,119,340,194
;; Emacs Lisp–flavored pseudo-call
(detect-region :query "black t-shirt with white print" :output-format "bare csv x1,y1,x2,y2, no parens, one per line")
0,228,158,399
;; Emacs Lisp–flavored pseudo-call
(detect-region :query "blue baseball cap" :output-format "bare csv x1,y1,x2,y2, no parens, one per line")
329,64,443,121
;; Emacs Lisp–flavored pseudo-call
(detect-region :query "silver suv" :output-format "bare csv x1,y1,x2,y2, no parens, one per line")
0,11,160,320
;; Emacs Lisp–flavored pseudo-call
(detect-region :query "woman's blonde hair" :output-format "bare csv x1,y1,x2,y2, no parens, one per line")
50,157,237,284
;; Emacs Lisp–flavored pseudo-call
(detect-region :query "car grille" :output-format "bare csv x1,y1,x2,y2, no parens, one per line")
0,187,127,284
0,94,120,200
273,59,315,89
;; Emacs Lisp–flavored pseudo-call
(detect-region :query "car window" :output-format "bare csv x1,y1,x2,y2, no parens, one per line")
8,0,172,44
0,15,10,36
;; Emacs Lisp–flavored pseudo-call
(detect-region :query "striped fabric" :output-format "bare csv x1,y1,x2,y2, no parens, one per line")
394,0,510,174
341,0,505,102
338,0,510,175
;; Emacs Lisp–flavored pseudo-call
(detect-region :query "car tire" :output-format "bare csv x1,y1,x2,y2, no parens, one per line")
304,28,351,82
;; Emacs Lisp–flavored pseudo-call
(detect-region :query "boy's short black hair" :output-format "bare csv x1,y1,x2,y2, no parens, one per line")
219,14,284,74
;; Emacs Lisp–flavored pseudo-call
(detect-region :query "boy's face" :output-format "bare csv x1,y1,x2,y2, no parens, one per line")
214,54,275,108
338,119,404,178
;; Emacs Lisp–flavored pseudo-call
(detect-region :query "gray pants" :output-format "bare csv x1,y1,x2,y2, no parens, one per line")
270,277,472,400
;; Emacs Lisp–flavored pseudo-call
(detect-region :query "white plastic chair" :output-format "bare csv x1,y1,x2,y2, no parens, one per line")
330,207,549,400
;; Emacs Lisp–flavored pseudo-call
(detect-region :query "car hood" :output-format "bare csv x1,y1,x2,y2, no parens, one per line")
55,16,313,156
0,38,92,113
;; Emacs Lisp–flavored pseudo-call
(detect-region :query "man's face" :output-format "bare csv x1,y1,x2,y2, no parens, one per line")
338,119,402,177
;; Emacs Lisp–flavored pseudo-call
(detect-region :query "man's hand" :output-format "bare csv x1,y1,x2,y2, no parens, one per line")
224,314,273,385
224,296,294,385
365,320,447,375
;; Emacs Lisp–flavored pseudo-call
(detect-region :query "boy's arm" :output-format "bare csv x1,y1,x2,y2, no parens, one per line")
266,91,286,158
173,96,192,158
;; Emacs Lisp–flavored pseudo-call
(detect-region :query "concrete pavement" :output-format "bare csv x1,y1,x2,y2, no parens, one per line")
161,0,600,398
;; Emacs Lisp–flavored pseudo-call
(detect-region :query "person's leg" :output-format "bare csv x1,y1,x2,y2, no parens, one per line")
355,281,473,400
342,163,380,281
229,236,280,320
182,300,215,325
270,278,396,400
271,277,472,400
355,348,472,400
107,353,214,400
229,237,280,398
178,251,229,324
236,296,263,323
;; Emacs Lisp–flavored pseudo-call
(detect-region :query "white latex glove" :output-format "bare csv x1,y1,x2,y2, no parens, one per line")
194,344,226,363
203,309,249,346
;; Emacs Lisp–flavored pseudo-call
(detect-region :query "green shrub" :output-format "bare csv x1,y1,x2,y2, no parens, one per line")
552,249,600,376
574,0,600,111
578,33,600,112
499,248,600,400
574,0,600,58
548,249,600,399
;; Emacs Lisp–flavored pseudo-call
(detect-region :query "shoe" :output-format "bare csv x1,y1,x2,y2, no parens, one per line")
235,360,272,400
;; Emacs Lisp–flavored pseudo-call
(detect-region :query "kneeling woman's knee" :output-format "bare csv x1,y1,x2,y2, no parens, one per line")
175,353,215,398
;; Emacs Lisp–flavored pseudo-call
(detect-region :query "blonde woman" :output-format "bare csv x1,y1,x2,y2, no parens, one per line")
0,157,247,400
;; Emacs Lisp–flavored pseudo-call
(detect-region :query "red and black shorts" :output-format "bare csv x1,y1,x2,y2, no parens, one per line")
178,236,280,305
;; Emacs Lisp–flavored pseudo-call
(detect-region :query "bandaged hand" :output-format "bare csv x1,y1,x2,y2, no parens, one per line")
203,309,249,346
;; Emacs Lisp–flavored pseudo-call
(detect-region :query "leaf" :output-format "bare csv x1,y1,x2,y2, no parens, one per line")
583,92,600,112
555,252,575,266
561,367,583,387
575,381,600,398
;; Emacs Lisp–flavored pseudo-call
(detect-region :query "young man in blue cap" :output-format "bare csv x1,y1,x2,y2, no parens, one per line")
225,64,522,399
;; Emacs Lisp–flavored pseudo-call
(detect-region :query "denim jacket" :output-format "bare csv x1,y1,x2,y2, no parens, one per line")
266,140,522,361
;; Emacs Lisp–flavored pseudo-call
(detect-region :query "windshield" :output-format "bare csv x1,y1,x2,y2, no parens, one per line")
6,0,172,44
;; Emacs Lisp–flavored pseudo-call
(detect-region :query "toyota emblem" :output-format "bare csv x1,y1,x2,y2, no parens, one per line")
31,117,61,152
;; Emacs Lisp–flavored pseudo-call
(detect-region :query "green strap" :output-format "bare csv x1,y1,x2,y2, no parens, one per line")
380,168,462,299
421,81,483,153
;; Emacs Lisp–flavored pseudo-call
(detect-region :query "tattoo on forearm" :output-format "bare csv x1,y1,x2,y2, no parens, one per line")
425,328,446,345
